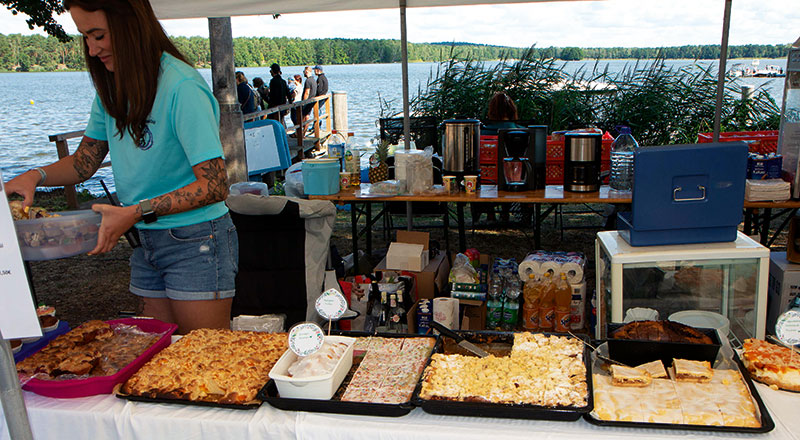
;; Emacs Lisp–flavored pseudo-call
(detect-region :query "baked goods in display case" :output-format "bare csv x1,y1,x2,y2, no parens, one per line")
611,320,713,344
419,333,588,407
121,329,287,405
340,336,434,404
17,320,159,380
741,338,800,392
592,359,760,427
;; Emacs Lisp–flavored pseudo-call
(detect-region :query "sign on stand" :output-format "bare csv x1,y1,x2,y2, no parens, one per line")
0,172,36,440
0,179,40,339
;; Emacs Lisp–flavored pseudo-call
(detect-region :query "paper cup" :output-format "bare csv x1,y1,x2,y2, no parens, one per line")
339,172,350,189
443,175,456,194
464,175,478,194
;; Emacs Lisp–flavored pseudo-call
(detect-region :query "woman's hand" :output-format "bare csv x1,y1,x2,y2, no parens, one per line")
4,170,41,207
89,204,138,255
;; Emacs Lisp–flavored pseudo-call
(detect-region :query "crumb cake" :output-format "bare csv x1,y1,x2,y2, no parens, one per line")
419,333,588,407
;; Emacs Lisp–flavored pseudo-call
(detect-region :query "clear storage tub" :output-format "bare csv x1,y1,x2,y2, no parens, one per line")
14,209,101,261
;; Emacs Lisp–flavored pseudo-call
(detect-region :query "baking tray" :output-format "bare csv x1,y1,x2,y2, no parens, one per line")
583,352,775,433
258,331,437,417
22,318,177,398
411,331,593,421
117,391,261,410
13,320,70,363
607,323,721,366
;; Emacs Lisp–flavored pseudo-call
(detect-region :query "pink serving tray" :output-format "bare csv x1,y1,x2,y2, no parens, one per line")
22,318,178,398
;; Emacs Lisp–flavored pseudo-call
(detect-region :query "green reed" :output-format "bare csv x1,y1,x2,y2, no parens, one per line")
410,47,781,145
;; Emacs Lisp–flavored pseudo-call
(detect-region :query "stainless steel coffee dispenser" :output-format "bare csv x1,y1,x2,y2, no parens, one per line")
442,119,480,180
564,132,602,192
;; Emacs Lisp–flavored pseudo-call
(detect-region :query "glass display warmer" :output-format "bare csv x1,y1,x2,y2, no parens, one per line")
595,231,769,345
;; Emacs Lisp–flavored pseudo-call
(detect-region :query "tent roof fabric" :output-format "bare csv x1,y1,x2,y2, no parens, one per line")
150,0,583,19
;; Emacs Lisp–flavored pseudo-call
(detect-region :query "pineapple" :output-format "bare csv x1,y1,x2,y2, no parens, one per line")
368,140,390,183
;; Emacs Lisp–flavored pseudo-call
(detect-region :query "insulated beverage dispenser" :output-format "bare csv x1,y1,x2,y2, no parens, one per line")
498,129,534,192
564,132,602,192
442,119,480,182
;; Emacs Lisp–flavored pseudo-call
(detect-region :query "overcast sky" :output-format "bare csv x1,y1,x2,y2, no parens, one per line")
1,0,797,48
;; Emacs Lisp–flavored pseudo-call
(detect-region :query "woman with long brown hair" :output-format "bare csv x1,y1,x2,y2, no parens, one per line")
4,0,237,334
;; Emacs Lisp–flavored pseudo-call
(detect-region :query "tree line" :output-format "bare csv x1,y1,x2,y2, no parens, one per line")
0,32,791,72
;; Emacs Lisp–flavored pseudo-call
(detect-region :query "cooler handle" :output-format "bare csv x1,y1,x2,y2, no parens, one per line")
673,185,706,202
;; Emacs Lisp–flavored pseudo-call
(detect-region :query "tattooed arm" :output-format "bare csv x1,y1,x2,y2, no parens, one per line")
89,157,228,254
4,135,108,207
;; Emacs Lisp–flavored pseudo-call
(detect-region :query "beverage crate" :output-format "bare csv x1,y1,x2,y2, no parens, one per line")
546,160,610,185
697,131,778,155
479,135,499,165
480,164,497,184
546,132,614,161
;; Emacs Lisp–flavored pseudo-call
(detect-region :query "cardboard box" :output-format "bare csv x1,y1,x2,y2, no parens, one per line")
459,298,486,330
768,252,800,333
386,231,430,272
375,251,450,300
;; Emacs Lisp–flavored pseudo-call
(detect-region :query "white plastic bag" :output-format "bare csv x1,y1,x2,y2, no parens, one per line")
284,162,305,198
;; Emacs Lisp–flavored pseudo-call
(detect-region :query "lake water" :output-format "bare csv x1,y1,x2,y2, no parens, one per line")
0,58,787,195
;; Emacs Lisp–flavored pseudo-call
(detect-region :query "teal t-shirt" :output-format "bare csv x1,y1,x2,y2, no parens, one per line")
84,52,228,229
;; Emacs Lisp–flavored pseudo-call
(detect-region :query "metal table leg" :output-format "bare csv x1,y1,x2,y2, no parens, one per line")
534,204,542,249
743,208,753,236
760,208,772,245
457,202,466,252
351,202,359,274
366,202,373,258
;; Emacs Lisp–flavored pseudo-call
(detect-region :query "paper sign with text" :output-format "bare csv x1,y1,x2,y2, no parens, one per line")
0,173,41,339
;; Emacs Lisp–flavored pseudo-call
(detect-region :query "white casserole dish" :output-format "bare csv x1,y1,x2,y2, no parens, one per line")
268,335,355,400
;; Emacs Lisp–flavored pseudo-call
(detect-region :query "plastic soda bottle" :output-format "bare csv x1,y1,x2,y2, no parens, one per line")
502,279,521,330
486,270,504,329
609,126,639,191
522,274,540,330
538,272,555,331
554,273,572,332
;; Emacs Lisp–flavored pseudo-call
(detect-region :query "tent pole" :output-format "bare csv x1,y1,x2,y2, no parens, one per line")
400,0,413,230
0,332,34,440
208,17,248,184
713,0,733,143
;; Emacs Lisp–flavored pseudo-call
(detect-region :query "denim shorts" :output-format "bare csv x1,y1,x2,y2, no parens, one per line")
129,213,239,301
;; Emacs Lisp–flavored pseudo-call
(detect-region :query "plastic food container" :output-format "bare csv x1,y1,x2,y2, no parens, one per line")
302,159,340,195
14,210,101,261
22,318,177,398
268,335,355,400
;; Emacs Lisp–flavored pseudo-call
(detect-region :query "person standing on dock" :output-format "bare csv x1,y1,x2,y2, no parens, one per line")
4,0,238,335
314,64,328,97
266,63,289,125
301,66,317,128
235,71,258,114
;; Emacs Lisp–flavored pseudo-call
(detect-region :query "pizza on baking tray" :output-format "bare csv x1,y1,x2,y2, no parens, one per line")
741,338,800,392
121,328,288,404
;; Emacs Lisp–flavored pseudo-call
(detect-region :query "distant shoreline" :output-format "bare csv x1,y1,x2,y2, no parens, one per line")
0,56,787,74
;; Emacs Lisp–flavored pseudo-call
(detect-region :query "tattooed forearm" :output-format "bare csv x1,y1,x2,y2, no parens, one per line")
146,158,229,218
72,137,109,180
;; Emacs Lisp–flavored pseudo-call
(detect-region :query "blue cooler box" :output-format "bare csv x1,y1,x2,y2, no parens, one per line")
618,142,747,246
302,159,340,195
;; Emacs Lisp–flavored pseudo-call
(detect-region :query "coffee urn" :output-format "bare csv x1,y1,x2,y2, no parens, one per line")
441,119,480,181
564,132,602,192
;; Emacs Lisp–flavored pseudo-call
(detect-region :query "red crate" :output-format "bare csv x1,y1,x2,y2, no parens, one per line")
546,161,610,185
697,130,778,154
480,164,497,184
479,143,498,164
546,133,614,161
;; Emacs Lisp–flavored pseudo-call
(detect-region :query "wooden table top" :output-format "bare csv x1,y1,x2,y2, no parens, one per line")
310,185,632,204
310,184,800,209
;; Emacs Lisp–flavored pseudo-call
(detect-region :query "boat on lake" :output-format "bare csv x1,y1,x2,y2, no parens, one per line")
731,60,785,78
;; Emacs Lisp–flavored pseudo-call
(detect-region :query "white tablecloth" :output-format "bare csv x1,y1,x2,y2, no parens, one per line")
2,382,798,440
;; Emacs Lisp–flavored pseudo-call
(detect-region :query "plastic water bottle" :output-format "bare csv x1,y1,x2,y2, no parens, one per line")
486,270,504,329
609,126,639,191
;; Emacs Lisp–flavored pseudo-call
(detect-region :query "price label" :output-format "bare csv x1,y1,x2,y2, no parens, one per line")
315,289,347,320
776,310,800,346
288,322,324,357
